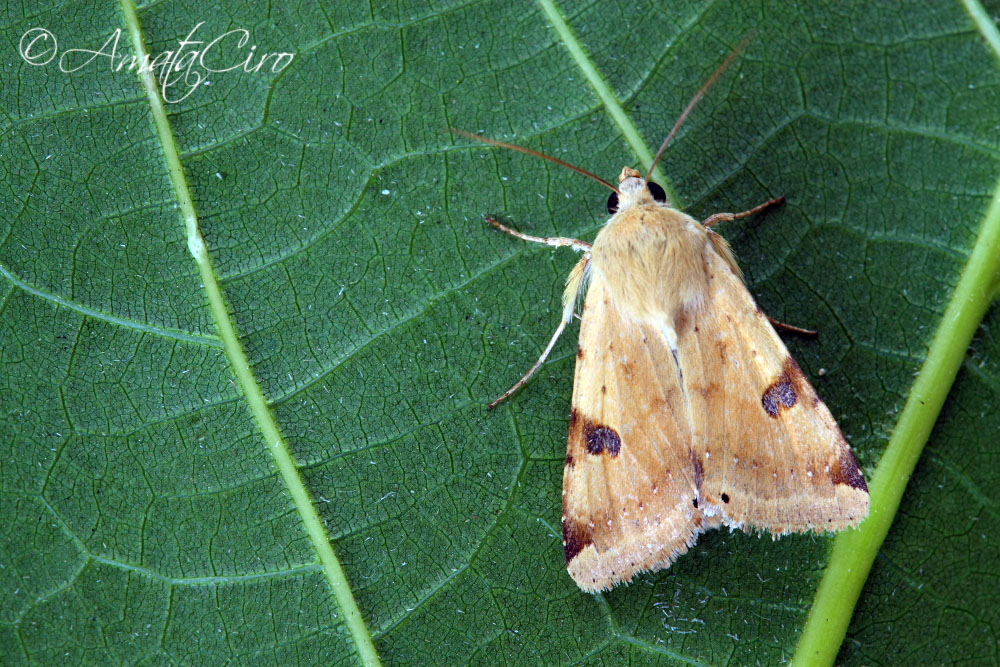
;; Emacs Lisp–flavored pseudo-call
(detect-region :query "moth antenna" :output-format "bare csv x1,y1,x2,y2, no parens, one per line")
449,128,620,194
646,33,754,182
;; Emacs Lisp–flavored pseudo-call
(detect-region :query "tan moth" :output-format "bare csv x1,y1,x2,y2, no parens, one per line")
458,46,868,593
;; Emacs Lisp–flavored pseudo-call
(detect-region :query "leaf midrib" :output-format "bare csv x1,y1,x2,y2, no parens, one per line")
536,0,678,202
794,0,1000,661
117,1,381,665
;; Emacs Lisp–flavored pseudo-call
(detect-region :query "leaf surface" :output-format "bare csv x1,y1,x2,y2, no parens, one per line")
1,1,998,664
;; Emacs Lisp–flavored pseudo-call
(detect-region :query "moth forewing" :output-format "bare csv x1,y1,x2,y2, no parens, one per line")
676,248,869,535
562,274,705,593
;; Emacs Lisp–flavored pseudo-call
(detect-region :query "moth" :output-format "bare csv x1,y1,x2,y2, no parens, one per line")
459,49,869,593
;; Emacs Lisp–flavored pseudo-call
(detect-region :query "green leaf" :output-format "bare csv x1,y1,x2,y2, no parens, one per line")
1,1,998,665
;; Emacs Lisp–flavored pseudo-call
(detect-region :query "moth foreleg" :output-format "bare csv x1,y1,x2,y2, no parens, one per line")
701,195,785,228
488,255,590,410
485,216,592,253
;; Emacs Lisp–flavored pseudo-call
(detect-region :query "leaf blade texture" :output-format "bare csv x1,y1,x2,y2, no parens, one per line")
1,1,998,664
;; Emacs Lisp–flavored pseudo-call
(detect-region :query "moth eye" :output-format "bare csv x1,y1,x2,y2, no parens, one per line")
647,181,667,203
606,191,620,215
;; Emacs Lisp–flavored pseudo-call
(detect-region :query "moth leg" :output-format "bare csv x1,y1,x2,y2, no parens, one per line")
488,255,590,409
701,195,785,228
487,318,569,409
766,315,817,336
702,198,814,334
485,216,592,253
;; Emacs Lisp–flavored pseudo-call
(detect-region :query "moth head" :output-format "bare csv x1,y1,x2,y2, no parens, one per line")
606,167,668,214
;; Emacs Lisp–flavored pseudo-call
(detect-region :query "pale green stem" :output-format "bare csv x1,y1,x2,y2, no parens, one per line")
792,182,1000,667
118,2,381,664
536,0,677,204
962,0,1000,55
792,4,1000,663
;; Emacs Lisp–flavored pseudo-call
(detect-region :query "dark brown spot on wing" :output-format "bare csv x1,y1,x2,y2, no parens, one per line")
570,410,622,458
785,356,818,402
831,447,868,491
691,451,704,509
564,451,574,468
584,422,621,457
562,518,594,564
576,345,584,360
721,493,730,503
762,368,798,417
691,450,704,489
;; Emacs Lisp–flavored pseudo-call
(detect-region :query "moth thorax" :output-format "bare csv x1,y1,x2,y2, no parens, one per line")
593,207,711,323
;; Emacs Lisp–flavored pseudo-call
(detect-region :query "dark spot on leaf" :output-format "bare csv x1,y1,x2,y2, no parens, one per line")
721,493,730,503
562,519,594,564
